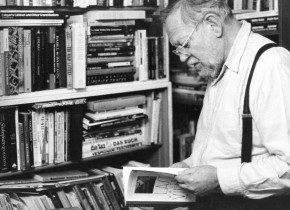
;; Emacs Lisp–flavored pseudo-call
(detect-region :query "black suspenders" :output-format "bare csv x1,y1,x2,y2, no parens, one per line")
241,43,278,163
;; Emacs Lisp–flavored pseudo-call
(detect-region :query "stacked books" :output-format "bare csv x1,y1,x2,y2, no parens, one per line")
82,94,148,158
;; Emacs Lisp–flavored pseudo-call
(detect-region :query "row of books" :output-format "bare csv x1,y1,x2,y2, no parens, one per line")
228,0,278,11
0,166,126,210
1,0,159,7
0,92,163,173
240,15,278,33
0,98,85,172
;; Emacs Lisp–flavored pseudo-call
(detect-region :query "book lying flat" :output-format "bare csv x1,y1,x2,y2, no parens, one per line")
123,167,196,207
33,170,89,182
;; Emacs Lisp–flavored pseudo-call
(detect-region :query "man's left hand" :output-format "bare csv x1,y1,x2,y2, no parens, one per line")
175,165,219,196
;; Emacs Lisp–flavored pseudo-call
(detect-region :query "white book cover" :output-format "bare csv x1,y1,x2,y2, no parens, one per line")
47,112,54,164
23,29,32,93
84,10,145,21
150,95,161,144
71,23,86,89
85,106,145,121
135,30,148,81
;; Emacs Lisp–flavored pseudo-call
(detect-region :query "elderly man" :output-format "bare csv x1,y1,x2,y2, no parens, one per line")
162,0,290,209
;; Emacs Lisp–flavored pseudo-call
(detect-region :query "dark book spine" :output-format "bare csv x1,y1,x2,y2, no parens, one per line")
87,46,135,53
47,27,56,90
105,172,126,210
90,26,135,36
69,104,84,161
35,28,43,91
99,183,114,210
100,176,122,210
18,112,31,170
72,185,92,210
86,72,134,85
55,27,61,88
58,27,67,88
0,13,65,19
47,190,63,208
0,110,10,172
31,28,36,92
87,51,134,58
18,122,26,171
87,41,133,48
7,108,17,171
28,112,34,168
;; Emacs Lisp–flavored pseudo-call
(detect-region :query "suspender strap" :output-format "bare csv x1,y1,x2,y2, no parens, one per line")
241,43,278,163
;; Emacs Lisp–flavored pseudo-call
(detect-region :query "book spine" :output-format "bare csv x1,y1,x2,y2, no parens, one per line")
88,46,135,53
0,13,65,19
55,27,60,88
23,29,32,93
0,30,4,96
72,185,92,210
82,133,143,158
86,72,134,86
86,66,135,76
7,108,17,171
17,27,24,93
89,25,135,36
47,26,56,90
87,95,146,112
87,51,134,58
2,28,10,96
106,172,126,210
87,61,133,70
87,41,133,48
18,122,26,171
71,23,86,89
69,104,84,161
65,25,73,89
91,183,111,210
8,26,19,95
31,110,41,167
0,110,10,172
47,111,55,164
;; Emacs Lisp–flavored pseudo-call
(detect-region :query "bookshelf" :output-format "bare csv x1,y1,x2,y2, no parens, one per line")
0,0,173,182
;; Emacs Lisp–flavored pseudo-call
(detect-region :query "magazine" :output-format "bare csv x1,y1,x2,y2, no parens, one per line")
123,167,196,207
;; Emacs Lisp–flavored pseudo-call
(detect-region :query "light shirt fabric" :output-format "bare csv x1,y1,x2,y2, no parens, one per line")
183,20,290,199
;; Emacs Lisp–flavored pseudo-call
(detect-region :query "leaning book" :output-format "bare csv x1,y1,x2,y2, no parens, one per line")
123,167,196,207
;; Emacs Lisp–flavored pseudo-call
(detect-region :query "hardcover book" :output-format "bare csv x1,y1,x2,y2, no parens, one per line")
33,170,89,182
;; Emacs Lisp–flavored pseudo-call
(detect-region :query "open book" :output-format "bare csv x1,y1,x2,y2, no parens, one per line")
123,167,196,207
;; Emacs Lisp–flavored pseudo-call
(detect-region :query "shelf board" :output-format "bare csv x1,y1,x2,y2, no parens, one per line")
0,6,157,13
0,144,162,180
234,10,278,20
1,80,170,107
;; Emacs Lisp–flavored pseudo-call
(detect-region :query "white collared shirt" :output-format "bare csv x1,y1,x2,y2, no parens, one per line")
183,21,290,198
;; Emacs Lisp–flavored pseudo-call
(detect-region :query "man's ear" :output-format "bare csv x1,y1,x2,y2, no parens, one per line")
203,13,223,38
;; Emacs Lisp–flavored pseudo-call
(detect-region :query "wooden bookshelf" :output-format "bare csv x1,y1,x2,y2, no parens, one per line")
0,1,173,180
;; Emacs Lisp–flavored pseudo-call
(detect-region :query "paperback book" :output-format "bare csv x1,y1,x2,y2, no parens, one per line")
123,167,196,207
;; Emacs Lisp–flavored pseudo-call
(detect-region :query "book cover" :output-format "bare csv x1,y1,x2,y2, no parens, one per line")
84,10,145,21
23,29,32,92
85,106,145,122
71,23,86,89
8,26,19,95
33,170,89,182
72,184,92,210
82,132,144,158
0,109,10,172
123,167,196,207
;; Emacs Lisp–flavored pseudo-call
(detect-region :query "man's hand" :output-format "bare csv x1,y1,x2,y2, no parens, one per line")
175,165,219,196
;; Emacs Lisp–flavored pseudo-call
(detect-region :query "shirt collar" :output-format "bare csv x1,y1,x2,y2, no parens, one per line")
211,20,252,85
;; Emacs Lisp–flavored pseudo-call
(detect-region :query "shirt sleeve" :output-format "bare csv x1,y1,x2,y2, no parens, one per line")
219,47,290,198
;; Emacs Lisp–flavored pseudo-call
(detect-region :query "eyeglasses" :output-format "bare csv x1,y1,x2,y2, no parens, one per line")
172,23,199,56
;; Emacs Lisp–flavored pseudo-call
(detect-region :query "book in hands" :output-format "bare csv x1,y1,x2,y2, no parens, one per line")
123,167,196,207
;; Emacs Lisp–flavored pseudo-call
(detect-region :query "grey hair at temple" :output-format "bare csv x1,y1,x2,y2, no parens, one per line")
161,0,234,25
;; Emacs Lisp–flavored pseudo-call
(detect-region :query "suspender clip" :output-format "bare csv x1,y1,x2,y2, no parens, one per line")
242,113,252,118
